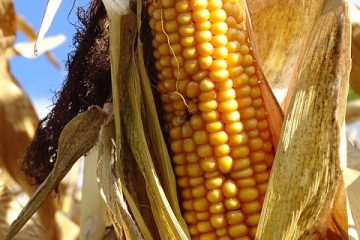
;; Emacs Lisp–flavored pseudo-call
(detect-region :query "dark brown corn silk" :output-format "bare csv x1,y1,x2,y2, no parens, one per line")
22,0,112,184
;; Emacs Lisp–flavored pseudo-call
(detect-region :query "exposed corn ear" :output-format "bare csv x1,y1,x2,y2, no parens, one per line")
147,0,275,239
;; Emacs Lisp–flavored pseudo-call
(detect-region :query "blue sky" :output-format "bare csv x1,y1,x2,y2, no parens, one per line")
11,0,88,117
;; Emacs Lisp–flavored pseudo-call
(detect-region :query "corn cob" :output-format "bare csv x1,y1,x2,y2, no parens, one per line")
147,0,274,239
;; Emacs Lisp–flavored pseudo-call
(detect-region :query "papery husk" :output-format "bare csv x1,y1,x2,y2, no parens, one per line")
350,1,360,94
256,0,351,239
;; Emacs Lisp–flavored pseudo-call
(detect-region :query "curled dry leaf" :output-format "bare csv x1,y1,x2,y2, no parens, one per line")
346,99,360,124
4,106,108,240
256,0,351,239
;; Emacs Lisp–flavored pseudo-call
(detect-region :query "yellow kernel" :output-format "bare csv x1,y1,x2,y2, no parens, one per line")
197,212,210,221
209,131,228,145
199,78,215,91
222,179,238,198
184,212,197,224
181,36,196,47
216,228,227,237
231,146,249,158
226,210,245,225
216,79,233,90
229,66,243,77
221,111,240,123
249,138,264,151
186,81,200,98
251,86,262,98
190,177,205,186
173,154,186,165
199,90,216,102
236,177,256,189
200,157,217,172
210,214,226,228
228,224,248,237
206,121,223,133
183,59,198,74
172,100,186,111
197,221,214,233
190,114,204,129
177,12,192,25
152,9,161,20
210,22,228,35
249,227,257,238
198,100,218,112
205,170,221,179
210,203,225,214
227,53,242,66
183,138,196,152
252,98,263,108
228,133,248,146
217,156,233,173
183,199,193,210
214,144,230,157
234,73,249,87
238,97,252,109
218,99,238,112
258,119,269,130
189,226,199,236
199,56,213,69
186,152,200,163
208,0,222,10
171,43,182,55
190,0,207,10
245,66,256,76
179,24,195,37
243,54,253,66
193,131,208,145
246,214,260,226
230,167,253,179
224,122,243,134
175,165,187,176
257,183,268,195
171,140,183,153
181,188,192,199
195,30,212,43
192,185,206,198
207,189,223,203
224,197,241,210
198,42,214,56
197,144,213,157
170,55,184,67
183,47,198,60
211,35,228,47
255,172,269,183
181,122,193,138
194,198,210,211
209,9,227,22
196,20,212,30
236,86,251,98
213,46,228,59
170,126,182,139
165,21,178,33
158,43,170,55
202,111,220,122
238,188,259,202
193,9,210,22
161,0,175,7
193,70,208,81
244,119,258,131
256,107,266,119
199,232,217,240
240,44,250,54
227,41,240,52
250,151,265,163
168,32,180,44
209,69,229,82
263,141,273,153
232,158,250,171
241,201,261,215
217,89,235,101
205,176,224,189
210,60,227,70
175,0,190,12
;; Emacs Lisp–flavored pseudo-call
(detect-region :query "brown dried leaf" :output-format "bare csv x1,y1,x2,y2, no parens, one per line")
256,0,350,239
247,0,326,109
4,106,108,240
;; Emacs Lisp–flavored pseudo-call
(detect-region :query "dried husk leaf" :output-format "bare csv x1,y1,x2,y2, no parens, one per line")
4,106,108,240
80,146,107,239
247,0,326,109
97,116,144,240
256,0,350,239
350,2,360,94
